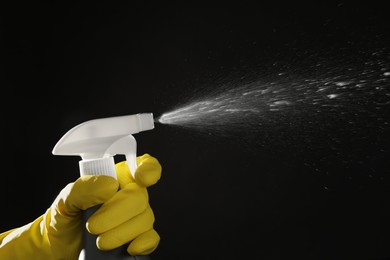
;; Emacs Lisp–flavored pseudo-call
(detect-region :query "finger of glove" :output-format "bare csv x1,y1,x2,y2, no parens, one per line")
127,229,160,255
56,175,119,216
116,154,162,189
135,153,162,187
48,175,118,252
115,161,135,189
95,206,155,251
87,183,148,234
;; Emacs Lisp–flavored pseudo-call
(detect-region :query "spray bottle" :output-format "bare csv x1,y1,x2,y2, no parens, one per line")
52,113,155,260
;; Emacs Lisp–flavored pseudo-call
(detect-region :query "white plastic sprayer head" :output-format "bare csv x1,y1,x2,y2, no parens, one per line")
52,113,154,177
52,113,154,158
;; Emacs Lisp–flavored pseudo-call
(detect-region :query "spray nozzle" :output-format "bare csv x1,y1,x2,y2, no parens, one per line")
52,113,154,178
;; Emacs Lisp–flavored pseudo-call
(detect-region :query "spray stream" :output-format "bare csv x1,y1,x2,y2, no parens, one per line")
156,48,390,183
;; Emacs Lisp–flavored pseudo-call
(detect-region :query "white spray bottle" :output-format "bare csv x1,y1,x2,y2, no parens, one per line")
52,113,155,260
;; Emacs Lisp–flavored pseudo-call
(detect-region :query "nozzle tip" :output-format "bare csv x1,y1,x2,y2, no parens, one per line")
138,113,155,131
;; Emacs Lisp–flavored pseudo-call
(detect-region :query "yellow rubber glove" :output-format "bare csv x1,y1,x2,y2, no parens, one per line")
0,153,162,260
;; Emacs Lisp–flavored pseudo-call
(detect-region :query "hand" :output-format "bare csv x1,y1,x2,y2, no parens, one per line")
0,153,162,260
87,153,162,255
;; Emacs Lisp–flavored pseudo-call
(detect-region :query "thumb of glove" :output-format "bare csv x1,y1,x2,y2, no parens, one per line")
48,175,119,256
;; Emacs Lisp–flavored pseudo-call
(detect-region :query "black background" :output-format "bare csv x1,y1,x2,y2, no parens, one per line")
1,2,390,259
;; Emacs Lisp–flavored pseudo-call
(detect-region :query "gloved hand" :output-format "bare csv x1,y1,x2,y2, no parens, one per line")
0,153,162,260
